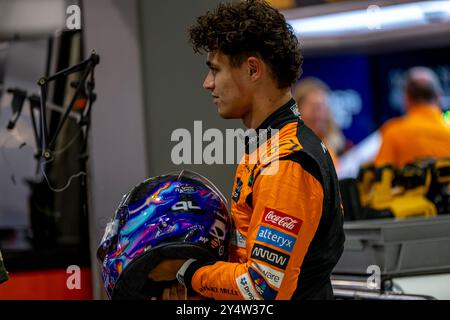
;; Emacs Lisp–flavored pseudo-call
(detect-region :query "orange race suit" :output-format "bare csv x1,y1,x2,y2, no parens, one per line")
182,99,345,300
375,104,450,168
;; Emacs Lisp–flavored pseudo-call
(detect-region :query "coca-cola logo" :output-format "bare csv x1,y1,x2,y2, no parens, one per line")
262,208,302,234
265,212,297,229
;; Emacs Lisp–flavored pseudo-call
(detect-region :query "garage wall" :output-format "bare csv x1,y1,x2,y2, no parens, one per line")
0,0,66,40
138,0,241,199
0,39,48,231
82,0,148,299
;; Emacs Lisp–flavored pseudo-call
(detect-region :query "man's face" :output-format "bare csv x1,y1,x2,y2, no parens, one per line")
203,51,252,119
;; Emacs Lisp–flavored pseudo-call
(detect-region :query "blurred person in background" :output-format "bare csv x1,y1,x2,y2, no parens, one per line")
294,77,346,169
375,66,450,168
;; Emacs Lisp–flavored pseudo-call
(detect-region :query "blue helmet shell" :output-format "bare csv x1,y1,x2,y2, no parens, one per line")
97,170,231,299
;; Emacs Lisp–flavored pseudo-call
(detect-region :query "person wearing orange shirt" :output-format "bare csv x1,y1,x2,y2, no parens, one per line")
375,66,450,168
148,0,345,300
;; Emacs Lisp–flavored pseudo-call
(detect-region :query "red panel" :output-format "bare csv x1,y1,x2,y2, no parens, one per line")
0,268,93,300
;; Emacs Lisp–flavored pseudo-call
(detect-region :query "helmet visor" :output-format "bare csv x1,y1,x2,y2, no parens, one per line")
173,169,228,207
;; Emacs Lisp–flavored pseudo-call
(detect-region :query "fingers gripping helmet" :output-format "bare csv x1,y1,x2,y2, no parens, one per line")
97,170,231,299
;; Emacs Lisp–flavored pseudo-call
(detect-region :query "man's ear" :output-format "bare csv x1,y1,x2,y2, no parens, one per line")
247,56,263,81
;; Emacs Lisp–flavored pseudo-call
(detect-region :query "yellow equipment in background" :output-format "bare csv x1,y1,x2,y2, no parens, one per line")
427,158,450,214
357,163,376,207
356,157,450,220
434,158,450,185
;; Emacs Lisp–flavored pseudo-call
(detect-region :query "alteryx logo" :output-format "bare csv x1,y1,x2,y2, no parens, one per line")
256,226,296,253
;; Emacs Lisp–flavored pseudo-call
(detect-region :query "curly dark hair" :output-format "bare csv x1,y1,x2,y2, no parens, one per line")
188,0,303,89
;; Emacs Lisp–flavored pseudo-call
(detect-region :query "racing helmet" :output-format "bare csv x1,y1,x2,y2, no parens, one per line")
97,170,232,299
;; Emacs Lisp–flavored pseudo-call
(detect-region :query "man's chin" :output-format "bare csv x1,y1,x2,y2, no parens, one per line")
217,108,237,119
218,113,235,119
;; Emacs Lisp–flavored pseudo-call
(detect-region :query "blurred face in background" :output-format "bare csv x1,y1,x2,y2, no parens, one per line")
298,88,330,139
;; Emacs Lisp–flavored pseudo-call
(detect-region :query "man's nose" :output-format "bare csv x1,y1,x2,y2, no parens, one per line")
203,72,214,91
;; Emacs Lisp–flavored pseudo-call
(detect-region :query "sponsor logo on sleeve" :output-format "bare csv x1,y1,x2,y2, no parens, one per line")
232,178,243,202
199,286,239,296
251,262,285,289
236,273,261,300
262,208,302,234
251,243,290,270
234,229,246,248
256,226,296,253
248,267,278,300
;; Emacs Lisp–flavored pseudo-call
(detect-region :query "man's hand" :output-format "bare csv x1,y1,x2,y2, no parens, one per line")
162,283,187,300
147,259,187,282
147,259,207,300
161,283,206,300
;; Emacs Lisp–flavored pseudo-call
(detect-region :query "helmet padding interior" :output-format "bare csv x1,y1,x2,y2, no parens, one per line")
112,243,218,300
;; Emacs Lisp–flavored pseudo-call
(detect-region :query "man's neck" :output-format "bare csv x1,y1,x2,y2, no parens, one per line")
406,98,439,113
242,89,292,129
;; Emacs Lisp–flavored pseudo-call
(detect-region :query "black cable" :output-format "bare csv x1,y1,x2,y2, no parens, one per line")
38,82,49,158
